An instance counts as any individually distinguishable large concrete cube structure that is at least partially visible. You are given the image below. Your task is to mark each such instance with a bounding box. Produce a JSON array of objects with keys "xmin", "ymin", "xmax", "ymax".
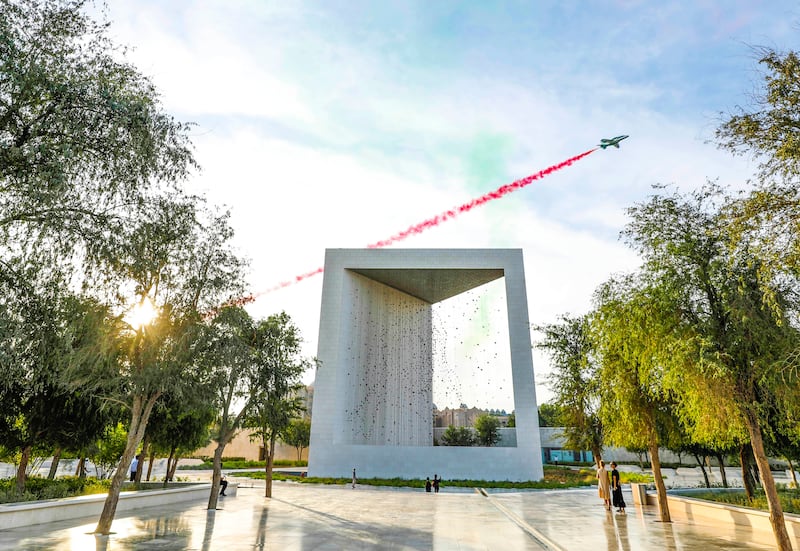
[{"xmin": 308, "ymin": 249, "xmax": 543, "ymax": 481}]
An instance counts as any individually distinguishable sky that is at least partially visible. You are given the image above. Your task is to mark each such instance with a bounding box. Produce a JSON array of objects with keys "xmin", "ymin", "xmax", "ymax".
[{"xmin": 99, "ymin": 0, "xmax": 798, "ymax": 409}]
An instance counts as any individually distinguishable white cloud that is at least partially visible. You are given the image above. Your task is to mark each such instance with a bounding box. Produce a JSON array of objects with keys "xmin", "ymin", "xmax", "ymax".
[{"xmin": 99, "ymin": 0, "xmax": 781, "ymax": 408}]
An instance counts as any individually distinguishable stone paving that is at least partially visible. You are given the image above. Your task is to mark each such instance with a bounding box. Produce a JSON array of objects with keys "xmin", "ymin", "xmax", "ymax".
[{"xmin": 0, "ymin": 478, "xmax": 791, "ymax": 550}]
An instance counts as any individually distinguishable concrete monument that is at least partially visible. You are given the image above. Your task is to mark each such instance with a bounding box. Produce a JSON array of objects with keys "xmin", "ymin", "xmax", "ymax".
[{"xmin": 307, "ymin": 249, "xmax": 543, "ymax": 481}]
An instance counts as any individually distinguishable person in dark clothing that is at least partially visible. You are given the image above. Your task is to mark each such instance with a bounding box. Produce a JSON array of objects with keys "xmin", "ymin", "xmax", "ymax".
[
  {"xmin": 219, "ymin": 474, "xmax": 228, "ymax": 496},
  {"xmin": 425, "ymin": 477, "xmax": 432, "ymax": 492},
  {"xmin": 610, "ymin": 462, "xmax": 626, "ymax": 513},
  {"xmin": 433, "ymin": 474, "xmax": 440, "ymax": 493}
]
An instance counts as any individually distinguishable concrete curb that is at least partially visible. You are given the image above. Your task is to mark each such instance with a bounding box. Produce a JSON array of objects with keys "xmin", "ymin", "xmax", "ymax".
[{"xmin": 0, "ymin": 483, "xmax": 213, "ymax": 529}]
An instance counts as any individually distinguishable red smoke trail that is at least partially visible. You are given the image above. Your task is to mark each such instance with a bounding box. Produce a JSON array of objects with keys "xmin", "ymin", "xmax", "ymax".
[
  {"xmin": 367, "ymin": 148, "xmax": 596, "ymax": 248},
  {"xmin": 240, "ymin": 148, "xmax": 597, "ymax": 304}
]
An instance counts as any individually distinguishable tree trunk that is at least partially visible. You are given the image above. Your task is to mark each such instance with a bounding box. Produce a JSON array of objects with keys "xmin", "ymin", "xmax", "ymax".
[
  {"xmin": 15, "ymin": 445, "xmax": 31, "ymax": 495},
  {"xmin": 47, "ymin": 448, "xmax": 62, "ymax": 480},
  {"xmin": 207, "ymin": 443, "xmax": 225, "ymax": 510},
  {"xmin": 591, "ymin": 445, "xmax": 602, "ymax": 469},
  {"xmin": 744, "ymin": 410, "xmax": 792, "ymax": 551},
  {"xmin": 146, "ymin": 448, "xmax": 155, "ymax": 481},
  {"xmin": 787, "ymin": 458, "xmax": 798, "ymax": 489},
  {"xmin": 135, "ymin": 434, "xmax": 149, "ymax": 484},
  {"xmin": 692, "ymin": 453, "xmax": 710, "ymax": 488},
  {"xmin": 168, "ymin": 451, "xmax": 180, "ymax": 481},
  {"xmin": 740, "ymin": 444, "xmax": 755, "ymax": 500},
  {"xmin": 94, "ymin": 394, "xmax": 158, "ymax": 535},
  {"xmin": 649, "ymin": 439, "xmax": 671, "ymax": 523},
  {"xmin": 163, "ymin": 447, "xmax": 176, "ymax": 488},
  {"xmin": 265, "ymin": 435, "xmax": 276, "ymax": 498},
  {"xmin": 76, "ymin": 456, "xmax": 86, "ymax": 478},
  {"xmin": 715, "ymin": 453, "xmax": 728, "ymax": 488}
]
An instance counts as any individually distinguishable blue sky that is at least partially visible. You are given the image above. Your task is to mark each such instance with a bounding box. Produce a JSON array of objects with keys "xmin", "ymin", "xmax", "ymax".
[{"xmin": 103, "ymin": 1, "xmax": 798, "ymax": 408}]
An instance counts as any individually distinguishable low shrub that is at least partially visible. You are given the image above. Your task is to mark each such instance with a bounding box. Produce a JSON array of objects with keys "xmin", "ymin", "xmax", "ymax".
[
  {"xmin": 178, "ymin": 459, "xmax": 307, "ymax": 470},
  {"xmin": 0, "ymin": 477, "xmax": 112, "ymax": 504},
  {"xmin": 676, "ymin": 488, "xmax": 800, "ymax": 514}
]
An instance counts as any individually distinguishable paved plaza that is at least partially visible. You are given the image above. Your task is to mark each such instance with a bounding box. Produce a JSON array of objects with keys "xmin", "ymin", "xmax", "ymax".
[{"xmin": 0, "ymin": 478, "xmax": 788, "ymax": 550}]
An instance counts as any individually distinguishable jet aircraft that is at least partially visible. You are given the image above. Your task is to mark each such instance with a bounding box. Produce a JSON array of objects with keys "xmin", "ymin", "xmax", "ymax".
[{"xmin": 598, "ymin": 135, "xmax": 629, "ymax": 149}]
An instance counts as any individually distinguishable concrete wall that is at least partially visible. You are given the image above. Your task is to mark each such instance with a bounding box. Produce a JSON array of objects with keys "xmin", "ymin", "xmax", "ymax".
[
  {"xmin": 340, "ymin": 272, "xmax": 433, "ymax": 446},
  {"xmin": 193, "ymin": 430, "xmax": 307, "ymax": 462},
  {"xmin": 308, "ymin": 249, "xmax": 543, "ymax": 482}
]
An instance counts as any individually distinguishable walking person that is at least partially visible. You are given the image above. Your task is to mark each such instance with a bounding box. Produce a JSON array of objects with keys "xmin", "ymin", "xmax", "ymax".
[
  {"xmin": 129, "ymin": 454, "xmax": 139, "ymax": 482},
  {"xmin": 610, "ymin": 462, "xmax": 626, "ymax": 513},
  {"xmin": 352, "ymin": 468, "xmax": 357, "ymax": 488},
  {"xmin": 597, "ymin": 460, "xmax": 611, "ymax": 511},
  {"xmin": 425, "ymin": 477, "xmax": 432, "ymax": 492},
  {"xmin": 433, "ymin": 474, "xmax": 440, "ymax": 493}
]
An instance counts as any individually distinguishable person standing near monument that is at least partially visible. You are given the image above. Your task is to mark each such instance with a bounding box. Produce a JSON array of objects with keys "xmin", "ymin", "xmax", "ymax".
[
  {"xmin": 129, "ymin": 455, "xmax": 139, "ymax": 482},
  {"xmin": 610, "ymin": 462, "xmax": 626, "ymax": 513},
  {"xmin": 597, "ymin": 460, "xmax": 611, "ymax": 511}
]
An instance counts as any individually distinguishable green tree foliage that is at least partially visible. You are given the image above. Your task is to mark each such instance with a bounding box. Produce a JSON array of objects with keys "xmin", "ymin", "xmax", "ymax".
[
  {"xmin": 245, "ymin": 312, "xmax": 310, "ymax": 498},
  {"xmin": 0, "ymin": 1, "xmax": 247, "ymax": 535},
  {"xmin": 197, "ymin": 306, "xmax": 256, "ymax": 509},
  {"xmin": 281, "ymin": 418, "xmax": 311, "ymax": 462},
  {"xmin": 534, "ymin": 315, "xmax": 603, "ymax": 463},
  {"xmin": 474, "ymin": 414, "xmax": 500, "ymax": 446},
  {"xmin": 716, "ymin": 49, "xmax": 800, "ymax": 309},
  {"xmin": 716, "ymin": 49, "xmax": 800, "ymax": 183},
  {"xmin": 537, "ymin": 403, "xmax": 563, "ymax": 427},
  {"xmin": 146, "ymin": 393, "xmax": 214, "ymax": 484},
  {"xmin": 592, "ymin": 275, "xmax": 681, "ymax": 523},
  {"xmin": 0, "ymin": 0, "xmax": 195, "ymax": 249},
  {"xmin": 440, "ymin": 425, "xmax": 475, "ymax": 446},
  {"xmin": 506, "ymin": 412, "xmax": 515, "ymax": 428},
  {"xmin": 622, "ymin": 186, "xmax": 800, "ymax": 548},
  {"xmin": 89, "ymin": 423, "xmax": 128, "ymax": 479}
]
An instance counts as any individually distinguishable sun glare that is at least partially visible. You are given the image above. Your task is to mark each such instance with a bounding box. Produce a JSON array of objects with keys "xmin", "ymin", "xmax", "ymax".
[{"xmin": 126, "ymin": 298, "xmax": 157, "ymax": 330}]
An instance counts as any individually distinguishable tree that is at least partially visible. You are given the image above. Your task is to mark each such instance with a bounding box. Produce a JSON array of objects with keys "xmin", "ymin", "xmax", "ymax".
[
  {"xmin": 715, "ymin": 49, "xmax": 800, "ymax": 310},
  {"xmin": 440, "ymin": 425, "xmax": 475, "ymax": 446},
  {"xmin": 537, "ymin": 403, "xmax": 563, "ymax": 427},
  {"xmin": 506, "ymin": 412, "xmax": 515, "ymax": 428},
  {"xmin": 76, "ymin": 204, "xmax": 245, "ymax": 533},
  {"xmin": 716, "ymin": 49, "xmax": 800, "ymax": 183},
  {"xmin": 622, "ymin": 186, "xmax": 800, "ymax": 549},
  {"xmin": 592, "ymin": 275, "xmax": 680, "ymax": 523},
  {"xmin": 198, "ymin": 306, "xmax": 257, "ymax": 510},
  {"xmin": 89, "ymin": 423, "xmax": 129, "ymax": 480},
  {"xmin": 535, "ymin": 315, "xmax": 603, "ymax": 464},
  {"xmin": 474, "ymin": 414, "xmax": 500, "ymax": 446},
  {"xmin": 0, "ymin": 0, "xmax": 195, "ymax": 250},
  {"xmin": 281, "ymin": 418, "xmax": 311, "ymax": 462},
  {"xmin": 146, "ymin": 393, "xmax": 214, "ymax": 485},
  {"xmin": 0, "ymin": 2, "xmax": 246, "ymax": 534},
  {"xmin": 245, "ymin": 312, "xmax": 311, "ymax": 498}
]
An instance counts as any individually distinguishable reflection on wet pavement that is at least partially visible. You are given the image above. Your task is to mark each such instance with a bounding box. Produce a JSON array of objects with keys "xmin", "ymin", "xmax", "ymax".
[{"xmin": 0, "ymin": 483, "xmax": 787, "ymax": 550}]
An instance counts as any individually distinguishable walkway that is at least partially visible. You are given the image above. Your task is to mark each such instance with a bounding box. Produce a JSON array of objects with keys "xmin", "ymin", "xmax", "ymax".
[{"xmin": 0, "ymin": 481, "xmax": 787, "ymax": 550}]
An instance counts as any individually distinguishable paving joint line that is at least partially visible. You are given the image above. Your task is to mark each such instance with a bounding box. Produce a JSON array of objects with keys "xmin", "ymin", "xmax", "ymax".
[{"xmin": 477, "ymin": 488, "xmax": 566, "ymax": 551}]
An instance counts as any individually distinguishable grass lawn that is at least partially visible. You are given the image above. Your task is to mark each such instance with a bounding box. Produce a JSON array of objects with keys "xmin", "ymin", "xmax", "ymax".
[
  {"xmin": 233, "ymin": 465, "xmax": 653, "ymax": 490},
  {"xmin": 178, "ymin": 459, "xmax": 307, "ymax": 470}
]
